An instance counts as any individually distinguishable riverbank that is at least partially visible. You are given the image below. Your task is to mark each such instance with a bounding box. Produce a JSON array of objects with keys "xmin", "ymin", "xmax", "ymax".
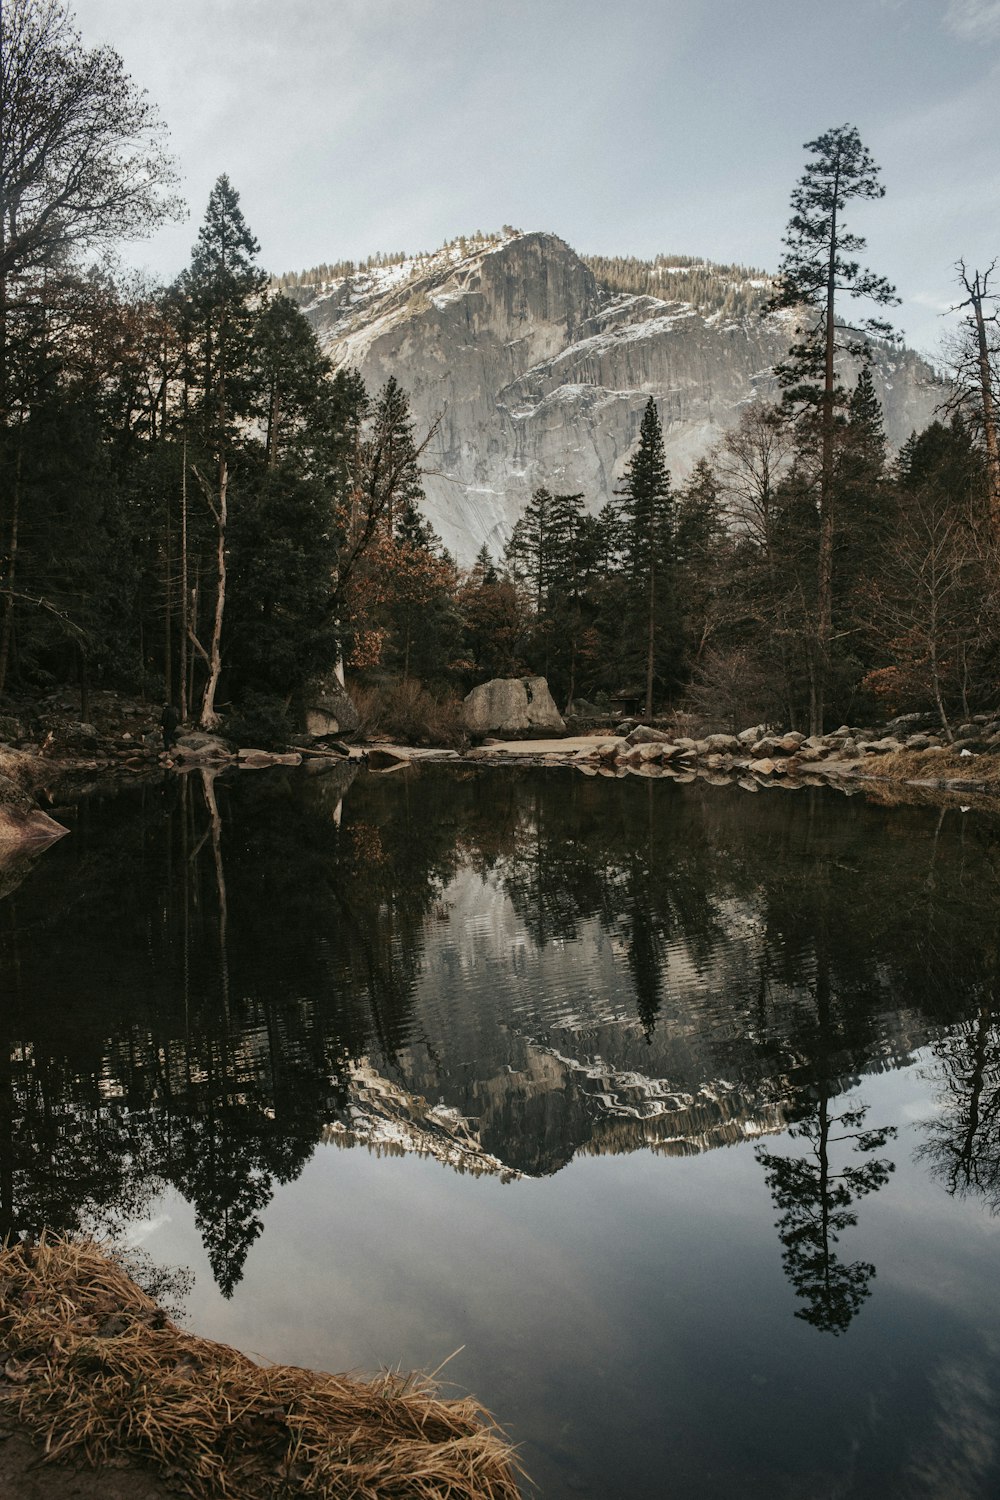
[
  {"xmin": 0, "ymin": 1237, "xmax": 523, "ymax": 1500},
  {"xmin": 2, "ymin": 688, "xmax": 1000, "ymax": 830},
  {"xmin": 358, "ymin": 729, "xmax": 1000, "ymax": 807}
]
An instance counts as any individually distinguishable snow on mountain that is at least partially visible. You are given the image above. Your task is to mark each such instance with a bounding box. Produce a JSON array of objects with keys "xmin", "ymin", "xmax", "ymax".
[{"xmin": 292, "ymin": 230, "xmax": 944, "ymax": 565}]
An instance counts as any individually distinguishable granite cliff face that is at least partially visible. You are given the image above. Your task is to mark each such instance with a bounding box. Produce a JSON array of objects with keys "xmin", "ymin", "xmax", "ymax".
[{"xmin": 299, "ymin": 230, "xmax": 944, "ymax": 563}]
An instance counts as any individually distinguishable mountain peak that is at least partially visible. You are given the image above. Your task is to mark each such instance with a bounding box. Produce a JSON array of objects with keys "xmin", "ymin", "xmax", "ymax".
[{"xmin": 289, "ymin": 231, "xmax": 944, "ymax": 563}]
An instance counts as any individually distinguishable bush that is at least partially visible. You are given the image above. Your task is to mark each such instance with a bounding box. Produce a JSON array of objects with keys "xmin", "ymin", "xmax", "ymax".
[
  {"xmin": 351, "ymin": 680, "xmax": 466, "ymax": 748},
  {"xmin": 224, "ymin": 693, "xmax": 294, "ymax": 751}
]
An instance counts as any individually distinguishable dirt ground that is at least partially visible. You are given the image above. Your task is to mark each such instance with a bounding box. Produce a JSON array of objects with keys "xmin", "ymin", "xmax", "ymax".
[{"xmin": 0, "ymin": 1428, "xmax": 180, "ymax": 1499}]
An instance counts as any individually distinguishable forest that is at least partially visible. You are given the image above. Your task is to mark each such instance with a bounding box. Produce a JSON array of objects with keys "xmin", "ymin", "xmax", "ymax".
[{"xmin": 1, "ymin": 0, "xmax": 998, "ymax": 746}]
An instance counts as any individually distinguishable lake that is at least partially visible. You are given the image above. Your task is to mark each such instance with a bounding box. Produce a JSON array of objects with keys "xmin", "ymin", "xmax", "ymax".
[{"xmin": 2, "ymin": 762, "xmax": 1000, "ymax": 1498}]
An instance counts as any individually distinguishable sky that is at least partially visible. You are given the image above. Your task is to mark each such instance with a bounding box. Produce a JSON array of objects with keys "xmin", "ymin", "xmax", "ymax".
[{"xmin": 70, "ymin": 0, "xmax": 1000, "ymax": 359}]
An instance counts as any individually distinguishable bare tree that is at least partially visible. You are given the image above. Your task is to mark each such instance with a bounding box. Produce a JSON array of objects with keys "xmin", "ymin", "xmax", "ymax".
[
  {"xmin": 944, "ymin": 261, "xmax": 1000, "ymax": 546},
  {"xmin": 0, "ymin": 0, "xmax": 180, "ymax": 290}
]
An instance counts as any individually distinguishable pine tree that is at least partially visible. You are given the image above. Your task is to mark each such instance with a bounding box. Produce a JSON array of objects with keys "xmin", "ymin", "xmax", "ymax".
[
  {"xmin": 616, "ymin": 397, "xmax": 675, "ymax": 717},
  {"xmin": 766, "ymin": 125, "xmax": 898, "ymax": 732},
  {"xmin": 674, "ymin": 458, "xmax": 727, "ymax": 678},
  {"xmin": 364, "ymin": 376, "xmax": 425, "ymax": 538},
  {"xmin": 174, "ymin": 176, "xmax": 267, "ymax": 727}
]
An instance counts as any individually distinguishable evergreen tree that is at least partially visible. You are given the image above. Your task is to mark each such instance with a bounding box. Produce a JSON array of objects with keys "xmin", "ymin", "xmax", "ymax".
[
  {"xmin": 674, "ymin": 458, "xmax": 728, "ymax": 680},
  {"xmin": 615, "ymin": 397, "xmax": 676, "ymax": 717},
  {"xmin": 365, "ymin": 376, "xmax": 424, "ymax": 538},
  {"xmin": 766, "ymin": 125, "xmax": 898, "ymax": 733}
]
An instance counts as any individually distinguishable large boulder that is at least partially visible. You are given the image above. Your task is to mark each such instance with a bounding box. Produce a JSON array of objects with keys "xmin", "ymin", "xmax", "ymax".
[
  {"xmin": 0, "ymin": 773, "xmax": 68, "ymax": 846},
  {"xmin": 302, "ymin": 675, "xmax": 361, "ymax": 740},
  {"xmin": 463, "ymin": 677, "xmax": 565, "ymax": 738},
  {"xmin": 625, "ymin": 725, "xmax": 673, "ymax": 746}
]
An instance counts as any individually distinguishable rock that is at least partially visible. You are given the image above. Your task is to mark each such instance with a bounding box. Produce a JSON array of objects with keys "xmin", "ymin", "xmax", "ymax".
[
  {"xmin": 172, "ymin": 735, "xmax": 232, "ymax": 763},
  {"xmin": 748, "ymin": 758, "xmax": 777, "ymax": 775},
  {"xmin": 302, "ymin": 675, "xmax": 361, "ymax": 740},
  {"xmin": 366, "ymin": 748, "xmax": 411, "ymax": 771},
  {"xmin": 237, "ymin": 749, "xmax": 303, "ymax": 768},
  {"xmin": 305, "ymin": 230, "xmax": 943, "ymax": 565},
  {"xmin": 737, "ymin": 725, "xmax": 766, "ymax": 745},
  {"xmin": 886, "ymin": 712, "xmax": 930, "ymax": 733},
  {"xmin": 565, "ymin": 698, "xmax": 606, "ymax": 718},
  {"xmin": 704, "ymin": 734, "xmax": 740, "ymax": 752},
  {"xmin": 673, "ymin": 737, "xmax": 697, "ymax": 751},
  {"xmin": 463, "ymin": 677, "xmax": 565, "ymax": 737},
  {"xmin": 0, "ymin": 774, "xmax": 68, "ymax": 846},
  {"xmin": 753, "ymin": 736, "xmax": 790, "ymax": 757},
  {"xmin": 625, "ymin": 725, "xmax": 673, "ymax": 746}
]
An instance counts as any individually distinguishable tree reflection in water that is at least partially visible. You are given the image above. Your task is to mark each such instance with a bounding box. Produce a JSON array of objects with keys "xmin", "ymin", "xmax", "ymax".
[
  {"xmin": 921, "ymin": 1005, "xmax": 1000, "ymax": 1211},
  {"xmin": 757, "ymin": 1092, "xmax": 895, "ymax": 1335},
  {"xmin": 0, "ymin": 767, "xmax": 995, "ymax": 1301}
]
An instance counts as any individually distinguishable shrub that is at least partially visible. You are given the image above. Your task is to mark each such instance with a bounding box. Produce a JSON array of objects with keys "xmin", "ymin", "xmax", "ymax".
[
  {"xmin": 352, "ymin": 680, "xmax": 465, "ymax": 748},
  {"xmin": 224, "ymin": 693, "xmax": 294, "ymax": 751}
]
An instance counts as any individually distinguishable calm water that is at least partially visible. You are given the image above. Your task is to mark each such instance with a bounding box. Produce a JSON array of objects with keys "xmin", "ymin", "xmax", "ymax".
[{"xmin": 3, "ymin": 763, "xmax": 1000, "ymax": 1498}]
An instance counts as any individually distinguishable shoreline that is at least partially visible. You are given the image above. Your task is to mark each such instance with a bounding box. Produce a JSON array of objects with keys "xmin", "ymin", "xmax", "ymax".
[
  {"xmin": 355, "ymin": 735, "xmax": 1000, "ymax": 810},
  {"xmin": 0, "ymin": 1237, "xmax": 523, "ymax": 1500},
  {"xmin": 2, "ymin": 691, "xmax": 999, "ymax": 850}
]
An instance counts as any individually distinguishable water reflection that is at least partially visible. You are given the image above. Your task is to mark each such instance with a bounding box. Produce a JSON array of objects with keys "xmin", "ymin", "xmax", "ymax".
[
  {"xmin": 0, "ymin": 765, "xmax": 997, "ymax": 1316},
  {"xmin": 921, "ymin": 1006, "xmax": 1000, "ymax": 1212},
  {"xmin": 757, "ymin": 1092, "xmax": 895, "ymax": 1335}
]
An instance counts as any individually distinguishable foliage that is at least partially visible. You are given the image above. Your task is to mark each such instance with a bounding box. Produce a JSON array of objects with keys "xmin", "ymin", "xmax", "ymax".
[
  {"xmin": 352, "ymin": 679, "xmax": 465, "ymax": 748},
  {"xmin": 223, "ymin": 692, "xmax": 295, "ymax": 752},
  {"xmin": 583, "ymin": 252, "xmax": 770, "ymax": 321}
]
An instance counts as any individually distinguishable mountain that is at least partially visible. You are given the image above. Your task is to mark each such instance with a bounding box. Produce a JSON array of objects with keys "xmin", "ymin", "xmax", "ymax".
[{"xmin": 290, "ymin": 229, "xmax": 945, "ymax": 563}]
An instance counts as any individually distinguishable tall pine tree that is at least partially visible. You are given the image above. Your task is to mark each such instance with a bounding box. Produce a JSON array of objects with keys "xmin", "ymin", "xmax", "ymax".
[
  {"xmin": 616, "ymin": 397, "xmax": 675, "ymax": 717},
  {"xmin": 766, "ymin": 125, "xmax": 897, "ymax": 732}
]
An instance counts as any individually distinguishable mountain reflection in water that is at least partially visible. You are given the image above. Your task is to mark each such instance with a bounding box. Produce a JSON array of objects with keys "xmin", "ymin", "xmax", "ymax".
[{"xmin": 1, "ymin": 764, "xmax": 999, "ymax": 1338}]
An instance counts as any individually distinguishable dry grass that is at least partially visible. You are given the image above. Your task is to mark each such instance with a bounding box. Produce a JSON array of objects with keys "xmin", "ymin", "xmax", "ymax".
[
  {"xmin": 0, "ymin": 1236, "xmax": 524, "ymax": 1500},
  {"xmin": 872, "ymin": 748, "xmax": 1000, "ymax": 790},
  {"xmin": 352, "ymin": 682, "xmax": 467, "ymax": 749}
]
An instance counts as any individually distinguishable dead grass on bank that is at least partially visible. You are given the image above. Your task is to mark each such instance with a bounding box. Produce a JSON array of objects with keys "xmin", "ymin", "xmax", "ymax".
[
  {"xmin": 872, "ymin": 748, "xmax": 1000, "ymax": 791},
  {"xmin": 0, "ymin": 1236, "xmax": 524, "ymax": 1500},
  {"xmin": 352, "ymin": 682, "xmax": 467, "ymax": 749}
]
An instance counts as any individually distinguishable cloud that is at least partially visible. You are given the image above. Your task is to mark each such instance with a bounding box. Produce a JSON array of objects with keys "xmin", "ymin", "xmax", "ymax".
[{"xmin": 946, "ymin": 0, "xmax": 1000, "ymax": 40}]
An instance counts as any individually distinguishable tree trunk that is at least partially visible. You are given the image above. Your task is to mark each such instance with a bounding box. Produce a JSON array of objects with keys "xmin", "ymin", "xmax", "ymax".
[
  {"xmin": 645, "ymin": 565, "xmax": 656, "ymax": 719},
  {"xmin": 0, "ymin": 433, "xmax": 23, "ymax": 697},
  {"xmin": 164, "ymin": 486, "xmax": 173, "ymax": 705},
  {"xmin": 180, "ymin": 437, "xmax": 189, "ymax": 722},
  {"xmin": 815, "ymin": 168, "xmax": 841, "ymax": 737},
  {"xmin": 200, "ymin": 460, "xmax": 228, "ymax": 729},
  {"xmin": 967, "ymin": 272, "xmax": 1000, "ymax": 546}
]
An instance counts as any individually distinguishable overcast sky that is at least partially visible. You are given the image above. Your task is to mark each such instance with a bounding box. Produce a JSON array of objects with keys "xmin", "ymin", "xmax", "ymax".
[{"xmin": 71, "ymin": 0, "xmax": 1000, "ymax": 358}]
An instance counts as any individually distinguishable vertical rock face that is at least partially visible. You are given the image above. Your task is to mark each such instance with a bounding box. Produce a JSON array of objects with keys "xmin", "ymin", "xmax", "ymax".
[
  {"xmin": 301, "ymin": 231, "xmax": 945, "ymax": 564},
  {"xmin": 463, "ymin": 676, "xmax": 565, "ymax": 738}
]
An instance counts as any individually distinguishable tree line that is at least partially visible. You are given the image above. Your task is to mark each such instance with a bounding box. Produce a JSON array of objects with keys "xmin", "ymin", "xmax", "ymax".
[
  {"xmin": 1, "ymin": 1, "xmax": 997, "ymax": 741},
  {"xmin": 473, "ymin": 125, "xmax": 1000, "ymax": 736}
]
